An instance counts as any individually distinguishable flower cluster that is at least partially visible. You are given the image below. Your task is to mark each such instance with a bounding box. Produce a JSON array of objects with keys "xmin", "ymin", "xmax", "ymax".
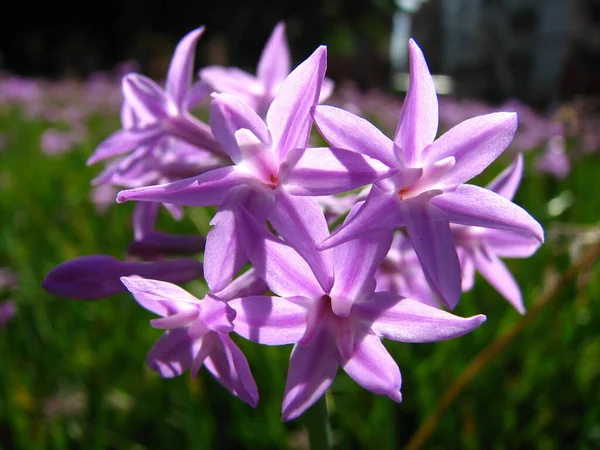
[{"xmin": 44, "ymin": 22, "xmax": 544, "ymax": 421}]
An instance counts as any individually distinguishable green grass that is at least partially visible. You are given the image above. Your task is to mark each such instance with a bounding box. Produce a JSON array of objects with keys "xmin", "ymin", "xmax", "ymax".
[{"xmin": 1, "ymin": 105, "xmax": 599, "ymax": 449}]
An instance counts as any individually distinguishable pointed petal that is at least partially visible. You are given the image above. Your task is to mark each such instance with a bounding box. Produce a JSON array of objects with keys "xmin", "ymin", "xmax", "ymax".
[
  {"xmin": 200, "ymin": 66, "xmax": 262, "ymax": 106},
  {"xmin": 267, "ymin": 46, "xmax": 327, "ymax": 162},
  {"xmin": 424, "ymin": 112, "xmax": 517, "ymax": 187},
  {"xmin": 204, "ymin": 186, "xmax": 272, "ymax": 292},
  {"xmin": 330, "ymin": 204, "xmax": 394, "ymax": 316},
  {"xmin": 237, "ymin": 206, "xmax": 324, "ymax": 298},
  {"xmin": 431, "ymin": 184, "xmax": 545, "ymax": 242},
  {"xmin": 123, "ymin": 74, "xmax": 171, "ymax": 120},
  {"xmin": 472, "ymin": 249, "xmax": 525, "ymax": 314},
  {"xmin": 486, "ymin": 153, "xmax": 523, "ymax": 200},
  {"xmin": 257, "ymin": 21, "xmax": 291, "ymax": 93},
  {"xmin": 120, "ymin": 276, "xmax": 200, "ymax": 317},
  {"xmin": 341, "ymin": 332, "xmax": 402, "ymax": 402},
  {"xmin": 87, "ymin": 127, "xmax": 162, "ymax": 165},
  {"xmin": 184, "ymin": 79, "xmax": 212, "ymax": 110},
  {"xmin": 214, "ymin": 268, "xmax": 268, "ymax": 301},
  {"xmin": 203, "ymin": 333, "xmax": 259, "ymax": 406},
  {"xmin": 282, "ymin": 328, "xmax": 338, "ymax": 421},
  {"xmin": 319, "ymin": 185, "xmax": 403, "ymax": 250},
  {"xmin": 268, "ymin": 190, "xmax": 335, "ymax": 292},
  {"xmin": 403, "ymin": 202, "xmax": 461, "ymax": 309},
  {"xmin": 229, "ymin": 295, "xmax": 308, "ymax": 345},
  {"xmin": 394, "ymin": 39, "xmax": 439, "ymax": 166},
  {"xmin": 150, "ymin": 310, "xmax": 200, "ymax": 329},
  {"xmin": 132, "ymin": 202, "xmax": 160, "ymax": 240},
  {"xmin": 166, "ymin": 27, "xmax": 205, "ymax": 107},
  {"xmin": 190, "ymin": 333, "xmax": 214, "ymax": 377},
  {"xmin": 482, "ymin": 229, "xmax": 541, "ymax": 258},
  {"xmin": 313, "ymin": 105, "xmax": 396, "ymax": 167},
  {"xmin": 210, "ymin": 93, "xmax": 272, "ymax": 162},
  {"xmin": 457, "ymin": 247, "xmax": 476, "ymax": 292},
  {"xmin": 357, "ymin": 292, "xmax": 487, "ymax": 342},
  {"xmin": 116, "ymin": 166, "xmax": 247, "ymax": 206},
  {"xmin": 43, "ymin": 256, "xmax": 202, "ymax": 300},
  {"xmin": 282, "ymin": 147, "xmax": 396, "ymax": 196},
  {"xmin": 146, "ymin": 328, "xmax": 200, "ymax": 377}
]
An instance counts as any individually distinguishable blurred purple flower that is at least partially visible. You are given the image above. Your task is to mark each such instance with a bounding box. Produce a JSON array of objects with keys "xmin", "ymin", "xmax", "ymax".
[
  {"xmin": 535, "ymin": 135, "xmax": 570, "ymax": 179},
  {"xmin": 0, "ymin": 300, "xmax": 16, "ymax": 328}
]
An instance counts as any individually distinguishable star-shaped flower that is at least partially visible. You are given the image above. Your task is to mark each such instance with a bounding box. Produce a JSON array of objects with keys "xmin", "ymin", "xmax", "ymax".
[
  {"xmin": 120, "ymin": 276, "xmax": 258, "ymax": 406},
  {"xmin": 313, "ymin": 39, "xmax": 544, "ymax": 309},
  {"xmin": 452, "ymin": 154, "xmax": 541, "ymax": 313},
  {"xmin": 228, "ymin": 205, "xmax": 485, "ymax": 420}
]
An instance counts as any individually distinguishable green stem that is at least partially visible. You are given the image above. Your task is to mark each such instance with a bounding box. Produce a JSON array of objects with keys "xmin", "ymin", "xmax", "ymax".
[{"xmin": 303, "ymin": 396, "xmax": 332, "ymax": 450}]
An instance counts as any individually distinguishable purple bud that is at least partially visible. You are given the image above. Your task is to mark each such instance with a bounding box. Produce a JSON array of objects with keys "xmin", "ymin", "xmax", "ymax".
[
  {"xmin": 127, "ymin": 231, "xmax": 206, "ymax": 260},
  {"xmin": 43, "ymin": 255, "xmax": 202, "ymax": 300}
]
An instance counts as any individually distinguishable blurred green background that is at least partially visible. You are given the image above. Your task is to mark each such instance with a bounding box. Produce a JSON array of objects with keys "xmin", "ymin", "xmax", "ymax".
[{"xmin": 2, "ymin": 1, "xmax": 600, "ymax": 449}]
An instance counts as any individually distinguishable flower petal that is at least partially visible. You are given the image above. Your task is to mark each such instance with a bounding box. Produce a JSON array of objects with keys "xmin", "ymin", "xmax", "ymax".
[
  {"xmin": 146, "ymin": 328, "xmax": 200, "ymax": 378},
  {"xmin": 132, "ymin": 202, "xmax": 160, "ymax": 240},
  {"xmin": 229, "ymin": 295, "xmax": 308, "ymax": 345},
  {"xmin": 120, "ymin": 276, "xmax": 201, "ymax": 317},
  {"xmin": 268, "ymin": 190, "xmax": 334, "ymax": 292},
  {"xmin": 87, "ymin": 127, "xmax": 162, "ymax": 165},
  {"xmin": 204, "ymin": 186, "xmax": 271, "ymax": 292},
  {"xmin": 472, "ymin": 249, "xmax": 525, "ymax": 314},
  {"xmin": 210, "ymin": 93, "xmax": 272, "ymax": 162},
  {"xmin": 313, "ymin": 105, "xmax": 396, "ymax": 167},
  {"xmin": 203, "ymin": 333, "xmax": 259, "ymax": 407},
  {"xmin": 424, "ymin": 112, "xmax": 518, "ymax": 187},
  {"xmin": 481, "ymin": 229, "xmax": 541, "ymax": 258},
  {"xmin": 281, "ymin": 147, "xmax": 396, "ymax": 196},
  {"xmin": 282, "ymin": 328, "xmax": 338, "ymax": 421},
  {"xmin": 356, "ymin": 292, "xmax": 486, "ymax": 342},
  {"xmin": 257, "ymin": 21, "xmax": 291, "ymax": 94},
  {"xmin": 237, "ymin": 206, "xmax": 324, "ymax": 298},
  {"xmin": 128, "ymin": 231, "xmax": 206, "ymax": 260},
  {"xmin": 486, "ymin": 153, "xmax": 523, "ymax": 200},
  {"xmin": 123, "ymin": 74, "xmax": 171, "ymax": 120},
  {"xmin": 341, "ymin": 331, "xmax": 402, "ymax": 402},
  {"xmin": 394, "ymin": 39, "xmax": 439, "ymax": 166},
  {"xmin": 318, "ymin": 185, "xmax": 404, "ymax": 250},
  {"xmin": 330, "ymin": 204, "xmax": 394, "ymax": 316},
  {"xmin": 431, "ymin": 184, "xmax": 545, "ymax": 242},
  {"xmin": 213, "ymin": 268, "xmax": 268, "ymax": 301},
  {"xmin": 166, "ymin": 27, "xmax": 205, "ymax": 107},
  {"xmin": 267, "ymin": 46, "xmax": 327, "ymax": 162},
  {"xmin": 402, "ymin": 202, "xmax": 461, "ymax": 309},
  {"xmin": 116, "ymin": 166, "xmax": 247, "ymax": 206}
]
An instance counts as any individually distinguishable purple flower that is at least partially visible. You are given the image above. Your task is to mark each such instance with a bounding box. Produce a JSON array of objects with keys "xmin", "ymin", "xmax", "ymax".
[
  {"xmin": 127, "ymin": 231, "xmax": 206, "ymax": 260},
  {"xmin": 201, "ymin": 22, "xmax": 334, "ymax": 118},
  {"xmin": 87, "ymin": 28, "xmax": 222, "ymax": 166},
  {"xmin": 43, "ymin": 255, "xmax": 203, "ymax": 300},
  {"xmin": 452, "ymin": 155, "xmax": 541, "ymax": 313},
  {"xmin": 229, "ymin": 206, "xmax": 486, "ymax": 420},
  {"xmin": 535, "ymin": 135, "xmax": 570, "ymax": 179},
  {"xmin": 120, "ymin": 276, "xmax": 258, "ymax": 406},
  {"xmin": 117, "ymin": 46, "xmax": 393, "ymax": 293},
  {"xmin": 0, "ymin": 300, "xmax": 16, "ymax": 328},
  {"xmin": 313, "ymin": 39, "xmax": 544, "ymax": 309}
]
